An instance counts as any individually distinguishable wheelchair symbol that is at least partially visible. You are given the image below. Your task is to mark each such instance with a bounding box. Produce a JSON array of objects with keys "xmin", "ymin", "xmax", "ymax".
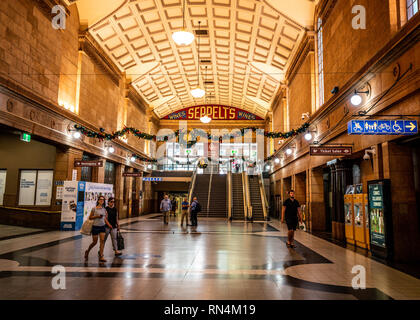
[{"xmin": 392, "ymin": 122, "xmax": 403, "ymax": 132}]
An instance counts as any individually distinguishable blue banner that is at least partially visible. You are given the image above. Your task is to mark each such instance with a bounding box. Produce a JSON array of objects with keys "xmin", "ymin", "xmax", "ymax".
[
  {"xmin": 348, "ymin": 120, "xmax": 418, "ymax": 135},
  {"xmin": 143, "ymin": 177, "xmax": 163, "ymax": 181}
]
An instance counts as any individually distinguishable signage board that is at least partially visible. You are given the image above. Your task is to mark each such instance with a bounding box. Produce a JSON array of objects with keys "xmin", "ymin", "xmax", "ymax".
[
  {"xmin": 143, "ymin": 177, "xmax": 163, "ymax": 182},
  {"xmin": 123, "ymin": 172, "xmax": 143, "ymax": 177},
  {"xmin": 74, "ymin": 160, "xmax": 103, "ymax": 167},
  {"xmin": 348, "ymin": 120, "xmax": 418, "ymax": 135},
  {"xmin": 162, "ymin": 105, "xmax": 263, "ymax": 121},
  {"xmin": 310, "ymin": 146, "xmax": 352, "ymax": 156},
  {"xmin": 20, "ymin": 132, "xmax": 31, "ymax": 142},
  {"xmin": 61, "ymin": 181, "xmax": 114, "ymax": 231}
]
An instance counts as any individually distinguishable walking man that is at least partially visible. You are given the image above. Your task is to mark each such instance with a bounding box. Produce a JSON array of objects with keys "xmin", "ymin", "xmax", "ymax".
[
  {"xmin": 180, "ymin": 197, "xmax": 189, "ymax": 227},
  {"xmin": 281, "ymin": 190, "xmax": 302, "ymax": 248},
  {"xmin": 160, "ymin": 194, "xmax": 172, "ymax": 225},
  {"xmin": 171, "ymin": 198, "xmax": 177, "ymax": 217},
  {"xmin": 189, "ymin": 196, "xmax": 201, "ymax": 227}
]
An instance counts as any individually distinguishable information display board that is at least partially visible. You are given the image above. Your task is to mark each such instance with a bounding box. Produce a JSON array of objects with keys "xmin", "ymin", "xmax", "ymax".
[
  {"xmin": 35, "ymin": 171, "xmax": 53, "ymax": 205},
  {"xmin": 18, "ymin": 170, "xmax": 37, "ymax": 205},
  {"xmin": 0, "ymin": 170, "xmax": 6, "ymax": 206},
  {"xmin": 368, "ymin": 179, "xmax": 393, "ymax": 259},
  {"xmin": 60, "ymin": 181, "xmax": 114, "ymax": 231}
]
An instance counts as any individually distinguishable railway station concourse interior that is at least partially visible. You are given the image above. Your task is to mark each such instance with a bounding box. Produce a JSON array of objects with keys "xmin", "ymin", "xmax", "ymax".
[{"xmin": 0, "ymin": 0, "xmax": 419, "ymax": 301}]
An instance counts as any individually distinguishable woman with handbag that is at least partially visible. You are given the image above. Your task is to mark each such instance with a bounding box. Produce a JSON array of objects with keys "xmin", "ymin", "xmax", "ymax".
[
  {"xmin": 104, "ymin": 197, "xmax": 122, "ymax": 256},
  {"xmin": 84, "ymin": 196, "xmax": 111, "ymax": 262}
]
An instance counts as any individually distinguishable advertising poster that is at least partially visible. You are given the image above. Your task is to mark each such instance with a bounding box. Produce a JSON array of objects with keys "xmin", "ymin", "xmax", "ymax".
[
  {"xmin": 368, "ymin": 184, "xmax": 386, "ymax": 248},
  {"xmin": 82, "ymin": 182, "xmax": 114, "ymax": 223},
  {"xmin": 60, "ymin": 181, "xmax": 78, "ymax": 230},
  {"xmin": 0, "ymin": 170, "xmax": 6, "ymax": 206},
  {"xmin": 18, "ymin": 170, "xmax": 37, "ymax": 205},
  {"xmin": 35, "ymin": 170, "xmax": 53, "ymax": 206}
]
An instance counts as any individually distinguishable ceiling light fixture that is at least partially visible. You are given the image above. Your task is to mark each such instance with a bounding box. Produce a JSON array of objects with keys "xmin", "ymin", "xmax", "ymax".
[
  {"xmin": 304, "ymin": 133, "xmax": 313, "ymax": 141},
  {"xmin": 200, "ymin": 115, "xmax": 211, "ymax": 123},
  {"xmin": 190, "ymin": 21, "xmax": 205, "ymax": 99},
  {"xmin": 172, "ymin": 0, "xmax": 194, "ymax": 46}
]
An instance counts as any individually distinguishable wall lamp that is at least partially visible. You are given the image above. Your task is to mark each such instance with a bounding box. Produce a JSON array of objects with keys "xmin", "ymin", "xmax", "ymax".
[
  {"xmin": 104, "ymin": 144, "xmax": 115, "ymax": 154},
  {"xmin": 304, "ymin": 128, "xmax": 317, "ymax": 141},
  {"xmin": 350, "ymin": 85, "xmax": 371, "ymax": 106},
  {"xmin": 67, "ymin": 124, "xmax": 81, "ymax": 139},
  {"xmin": 285, "ymin": 144, "xmax": 296, "ymax": 156}
]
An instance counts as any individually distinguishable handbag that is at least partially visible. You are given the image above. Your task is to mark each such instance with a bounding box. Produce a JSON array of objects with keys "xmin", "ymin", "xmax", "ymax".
[
  {"xmin": 117, "ymin": 231, "xmax": 125, "ymax": 250},
  {"xmin": 298, "ymin": 221, "xmax": 306, "ymax": 231},
  {"xmin": 80, "ymin": 219, "xmax": 93, "ymax": 235}
]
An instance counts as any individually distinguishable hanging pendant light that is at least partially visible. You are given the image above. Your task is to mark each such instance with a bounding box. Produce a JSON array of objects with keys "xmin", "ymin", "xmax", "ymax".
[
  {"xmin": 191, "ymin": 21, "xmax": 205, "ymax": 98},
  {"xmin": 172, "ymin": 0, "xmax": 194, "ymax": 46},
  {"xmin": 199, "ymin": 66, "xmax": 211, "ymax": 123}
]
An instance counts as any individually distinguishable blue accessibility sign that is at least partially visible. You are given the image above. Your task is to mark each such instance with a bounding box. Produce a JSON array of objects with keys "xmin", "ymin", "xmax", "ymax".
[{"xmin": 348, "ymin": 120, "xmax": 418, "ymax": 135}]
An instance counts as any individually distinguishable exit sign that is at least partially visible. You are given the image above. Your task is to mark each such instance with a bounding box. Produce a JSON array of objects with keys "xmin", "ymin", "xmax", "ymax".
[{"xmin": 20, "ymin": 133, "xmax": 31, "ymax": 142}]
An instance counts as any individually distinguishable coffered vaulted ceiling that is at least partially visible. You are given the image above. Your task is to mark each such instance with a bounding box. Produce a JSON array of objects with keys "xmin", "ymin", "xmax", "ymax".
[{"xmin": 68, "ymin": 0, "xmax": 318, "ymax": 119}]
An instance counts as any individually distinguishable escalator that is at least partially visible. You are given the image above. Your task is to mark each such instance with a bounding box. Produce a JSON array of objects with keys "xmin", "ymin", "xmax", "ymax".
[
  {"xmin": 231, "ymin": 174, "xmax": 245, "ymax": 220},
  {"xmin": 248, "ymin": 175, "xmax": 265, "ymax": 221}
]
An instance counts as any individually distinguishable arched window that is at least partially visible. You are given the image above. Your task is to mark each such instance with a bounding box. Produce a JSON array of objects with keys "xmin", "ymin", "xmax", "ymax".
[
  {"xmin": 317, "ymin": 18, "xmax": 325, "ymax": 107},
  {"xmin": 407, "ymin": 0, "xmax": 419, "ymax": 20}
]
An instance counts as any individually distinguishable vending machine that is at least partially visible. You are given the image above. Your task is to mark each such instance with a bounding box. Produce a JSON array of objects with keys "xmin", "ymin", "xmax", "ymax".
[
  {"xmin": 364, "ymin": 193, "xmax": 370, "ymax": 250},
  {"xmin": 344, "ymin": 185, "xmax": 355, "ymax": 245},
  {"xmin": 367, "ymin": 179, "xmax": 393, "ymax": 259},
  {"xmin": 354, "ymin": 193, "xmax": 367, "ymax": 248}
]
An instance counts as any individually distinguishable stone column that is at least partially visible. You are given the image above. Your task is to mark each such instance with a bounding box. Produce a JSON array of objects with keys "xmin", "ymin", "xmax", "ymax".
[
  {"xmin": 331, "ymin": 161, "xmax": 352, "ymax": 241},
  {"xmin": 92, "ymin": 158, "xmax": 106, "ymax": 183},
  {"xmin": 53, "ymin": 147, "xmax": 83, "ymax": 211},
  {"xmin": 309, "ymin": 167, "xmax": 325, "ymax": 231},
  {"xmin": 114, "ymin": 164, "xmax": 125, "ymax": 220},
  {"xmin": 382, "ymin": 141, "xmax": 420, "ymax": 262}
]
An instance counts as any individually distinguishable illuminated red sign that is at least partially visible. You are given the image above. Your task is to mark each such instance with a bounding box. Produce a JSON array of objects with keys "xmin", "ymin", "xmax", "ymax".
[{"xmin": 162, "ymin": 105, "xmax": 263, "ymax": 121}]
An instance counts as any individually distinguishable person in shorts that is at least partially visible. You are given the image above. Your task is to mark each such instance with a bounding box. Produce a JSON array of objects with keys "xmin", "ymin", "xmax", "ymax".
[
  {"xmin": 281, "ymin": 190, "xmax": 302, "ymax": 248},
  {"xmin": 84, "ymin": 196, "xmax": 111, "ymax": 262}
]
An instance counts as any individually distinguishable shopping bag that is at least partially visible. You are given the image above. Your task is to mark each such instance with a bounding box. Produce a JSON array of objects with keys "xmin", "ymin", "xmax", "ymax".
[
  {"xmin": 117, "ymin": 231, "xmax": 125, "ymax": 250},
  {"xmin": 298, "ymin": 221, "xmax": 306, "ymax": 231},
  {"xmin": 80, "ymin": 219, "xmax": 93, "ymax": 235}
]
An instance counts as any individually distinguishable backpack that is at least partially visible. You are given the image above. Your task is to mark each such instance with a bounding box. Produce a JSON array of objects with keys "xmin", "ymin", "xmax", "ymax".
[{"xmin": 194, "ymin": 201, "xmax": 202, "ymax": 213}]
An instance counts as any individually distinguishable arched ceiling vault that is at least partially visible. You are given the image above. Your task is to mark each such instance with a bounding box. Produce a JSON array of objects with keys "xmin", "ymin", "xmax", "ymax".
[{"xmin": 66, "ymin": 0, "xmax": 318, "ymax": 119}]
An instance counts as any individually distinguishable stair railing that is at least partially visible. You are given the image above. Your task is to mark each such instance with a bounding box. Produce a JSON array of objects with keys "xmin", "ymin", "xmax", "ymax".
[
  {"xmin": 207, "ymin": 171, "xmax": 213, "ymax": 217},
  {"xmin": 242, "ymin": 171, "xmax": 252, "ymax": 220},
  {"xmin": 227, "ymin": 171, "xmax": 232, "ymax": 220},
  {"xmin": 188, "ymin": 168, "xmax": 197, "ymax": 204},
  {"xmin": 259, "ymin": 172, "xmax": 269, "ymax": 220}
]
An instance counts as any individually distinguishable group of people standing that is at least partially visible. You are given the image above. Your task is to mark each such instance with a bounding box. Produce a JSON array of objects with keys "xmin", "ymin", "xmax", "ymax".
[
  {"xmin": 160, "ymin": 194, "xmax": 201, "ymax": 226},
  {"xmin": 84, "ymin": 196, "xmax": 122, "ymax": 262}
]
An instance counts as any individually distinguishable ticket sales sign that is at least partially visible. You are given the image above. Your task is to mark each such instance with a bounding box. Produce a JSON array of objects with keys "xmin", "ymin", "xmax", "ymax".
[
  {"xmin": 310, "ymin": 146, "xmax": 352, "ymax": 156},
  {"xmin": 74, "ymin": 160, "xmax": 103, "ymax": 167},
  {"xmin": 348, "ymin": 120, "xmax": 418, "ymax": 135}
]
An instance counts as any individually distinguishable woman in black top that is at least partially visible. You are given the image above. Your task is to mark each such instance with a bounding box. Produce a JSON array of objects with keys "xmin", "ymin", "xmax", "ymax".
[{"xmin": 104, "ymin": 197, "xmax": 122, "ymax": 256}]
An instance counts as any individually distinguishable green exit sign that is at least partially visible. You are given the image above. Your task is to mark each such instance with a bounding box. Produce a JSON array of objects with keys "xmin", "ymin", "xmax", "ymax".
[
  {"xmin": 232, "ymin": 150, "xmax": 237, "ymax": 154},
  {"xmin": 20, "ymin": 133, "xmax": 31, "ymax": 142},
  {"xmin": 186, "ymin": 149, "xmax": 192, "ymax": 154}
]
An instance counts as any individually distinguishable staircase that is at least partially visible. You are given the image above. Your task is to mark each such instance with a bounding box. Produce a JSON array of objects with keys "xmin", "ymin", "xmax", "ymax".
[
  {"xmin": 248, "ymin": 175, "xmax": 265, "ymax": 221},
  {"xmin": 192, "ymin": 174, "xmax": 210, "ymax": 216},
  {"xmin": 207, "ymin": 174, "xmax": 227, "ymax": 218},
  {"xmin": 231, "ymin": 174, "xmax": 245, "ymax": 220}
]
